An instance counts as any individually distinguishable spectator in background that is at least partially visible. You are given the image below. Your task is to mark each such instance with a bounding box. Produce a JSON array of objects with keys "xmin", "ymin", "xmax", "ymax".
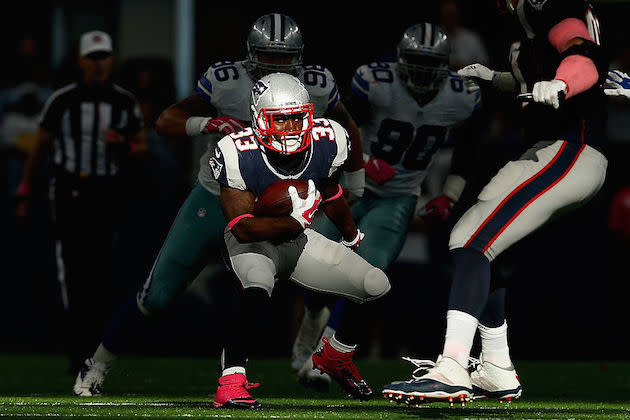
[
  {"xmin": 440, "ymin": 0, "xmax": 489, "ymax": 70},
  {"xmin": 15, "ymin": 30, "xmax": 147, "ymax": 372}
]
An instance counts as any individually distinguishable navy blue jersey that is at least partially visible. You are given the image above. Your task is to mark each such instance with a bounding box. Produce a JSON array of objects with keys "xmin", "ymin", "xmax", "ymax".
[
  {"xmin": 510, "ymin": 0, "xmax": 608, "ymax": 151},
  {"xmin": 209, "ymin": 118, "xmax": 349, "ymax": 197}
]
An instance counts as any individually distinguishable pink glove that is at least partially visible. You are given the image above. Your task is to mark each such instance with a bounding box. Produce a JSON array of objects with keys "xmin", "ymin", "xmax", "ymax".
[
  {"xmin": 202, "ymin": 116, "xmax": 246, "ymax": 135},
  {"xmin": 424, "ymin": 195, "xmax": 454, "ymax": 222},
  {"xmin": 364, "ymin": 157, "xmax": 397, "ymax": 185}
]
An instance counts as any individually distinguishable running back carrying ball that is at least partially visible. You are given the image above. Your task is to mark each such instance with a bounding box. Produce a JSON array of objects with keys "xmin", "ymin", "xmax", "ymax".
[{"xmin": 254, "ymin": 179, "xmax": 309, "ymax": 217}]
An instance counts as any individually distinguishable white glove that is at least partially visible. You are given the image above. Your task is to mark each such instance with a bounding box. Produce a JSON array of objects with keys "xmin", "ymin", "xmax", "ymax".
[
  {"xmin": 457, "ymin": 63, "xmax": 495, "ymax": 82},
  {"xmin": 532, "ymin": 80, "xmax": 567, "ymax": 109},
  {"xmin": 604, "ymin": 70, "xmax": 630, "ymax": 99},
  {"xmin": 289, "ymin": 179, "xmax": 322, "ymax": 229}
]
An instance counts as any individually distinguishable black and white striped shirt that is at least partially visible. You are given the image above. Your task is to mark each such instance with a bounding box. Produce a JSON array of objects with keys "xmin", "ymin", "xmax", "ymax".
[{"xmin": 39, "ymin": 82, "xmax": 143, "ymax": 177}]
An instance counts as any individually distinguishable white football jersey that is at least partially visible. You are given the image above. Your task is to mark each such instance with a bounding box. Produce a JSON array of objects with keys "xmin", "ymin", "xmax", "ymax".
[
  {"xmin": 350, "ymin": 62, "xmax": 481, "ymax": 197},
  {"xmin": 196, "ymin": 60, "xmax": 341, "ymax": 193}
]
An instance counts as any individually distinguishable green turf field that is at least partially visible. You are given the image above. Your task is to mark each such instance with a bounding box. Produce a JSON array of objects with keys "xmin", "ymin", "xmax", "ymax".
[{"xmin": 1, "ymin": 354, "xmax": 629, "ymax": 419}]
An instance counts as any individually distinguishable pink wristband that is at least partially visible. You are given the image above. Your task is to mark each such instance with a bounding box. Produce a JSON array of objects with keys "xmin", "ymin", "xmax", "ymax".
[
  {"xmin": 227, "ymin": 213, "xmax": 254, "ymax": 230},
  {"xmin": 324, "ymin": 184, "xmax": 344, "ymax": 203}
]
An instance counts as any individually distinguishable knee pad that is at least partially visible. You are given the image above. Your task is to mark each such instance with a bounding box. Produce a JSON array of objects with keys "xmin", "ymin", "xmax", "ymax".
[{"xmin": 363, "ymin": 267, "xmax": 390, "ymax": 300}]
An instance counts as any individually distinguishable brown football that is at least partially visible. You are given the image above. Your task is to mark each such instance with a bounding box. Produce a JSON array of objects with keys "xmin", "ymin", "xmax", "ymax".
[{"xmin": 254, "ymin": 179, "xmax": 309, "ymax": 217}]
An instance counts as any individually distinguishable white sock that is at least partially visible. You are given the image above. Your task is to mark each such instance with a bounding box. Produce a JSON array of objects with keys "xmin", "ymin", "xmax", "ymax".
[
  {"xmin": 321, "ymin": 326, "xmax": 335, "ymax": 342},
  {"xmin": 222, "ymin": 366, "xmax": 246, "ymax": 376},
  {"xmin": 330, "ymin": 333, "xmax": 356, "ymax": 353},
  {"xmin": 92, "ymin": 343, "xmax": 117, "ymax": 366},
  {"xmin": 478, "ymin": 321, "xmax": 512, "ymax": 369},
  {"xmin": 442, "ymin": 310, "xmax": 478, "ymax": 367}
]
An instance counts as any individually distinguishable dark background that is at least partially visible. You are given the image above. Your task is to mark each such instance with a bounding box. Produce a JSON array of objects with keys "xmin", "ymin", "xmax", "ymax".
[{"xmin": 2, "ymin": 0, "xmax": 630, "ymax": 364}]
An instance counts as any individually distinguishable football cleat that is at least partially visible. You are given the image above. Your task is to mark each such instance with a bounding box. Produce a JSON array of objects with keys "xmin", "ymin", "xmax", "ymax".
[
  {"xmin": 297, "ymin": 354, "xmax": 331, "ymax": 391},
  {"xmin": 311, "ymin": 337, "xmax": 373, "ymax": 401},
  {"xmin": 291, "ymin": 307, "xmax": 330, "ymax": 371},
  {"xmin": 213, "ymin": 373, "xmax": 262, "ymax": 409},
  {"xmin": 72, "ymin": 358, "xmax": 110, "ymax": 396},
  {"xmin": 469, "ymin": 356, "xmax": 522, "ymax": 402},
  {"xmin": 382, "ymin": 355, "xmax": 473, "ymax": 406}
]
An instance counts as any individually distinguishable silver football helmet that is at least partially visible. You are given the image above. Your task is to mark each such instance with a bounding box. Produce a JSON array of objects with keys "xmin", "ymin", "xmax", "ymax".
[
  {"xmin": 397, "ymin": 22, "xmax": 450, "ymax": 96},
  {"xmin": 246, "ymin": 13, "xmax": 304, "ymax": 79},
  {"xmin": 250, "ymin": 72, "xmax": 314, "ymax": 154}
]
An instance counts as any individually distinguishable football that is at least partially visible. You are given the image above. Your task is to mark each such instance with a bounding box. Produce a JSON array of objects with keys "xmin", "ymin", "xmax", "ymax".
[{"xmin": 254, "ymin": 179, "xmax": 309, "ymax": 217}]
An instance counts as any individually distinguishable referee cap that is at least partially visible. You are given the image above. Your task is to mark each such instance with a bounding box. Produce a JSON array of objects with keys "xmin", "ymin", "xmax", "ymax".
[{"xmin": 80, "ymin": 31, "xmax": 113, "ymax": 57}]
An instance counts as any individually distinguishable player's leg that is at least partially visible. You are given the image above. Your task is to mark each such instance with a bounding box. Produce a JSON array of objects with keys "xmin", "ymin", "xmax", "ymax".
[
  {"xmin": 73, "ymin": 183, "xmax": 225, "ymax": 396},
  {"xmin": 471, "ymin": 283, "xmax": 523, "ymax": 401},
  {"xmin": 290, "ymin": 229, "xmax": 390, "ymax": 400},
  {"xmin": 383, "ymin": 141, "xmax": 607, "ymax": 405},
  {"xmin": 292, "ymin": 197, "xmax": 372, "ymax": 388},
  {"xmin": 214, "ymin": 230, "xmax": 281, "ymax": 409}
]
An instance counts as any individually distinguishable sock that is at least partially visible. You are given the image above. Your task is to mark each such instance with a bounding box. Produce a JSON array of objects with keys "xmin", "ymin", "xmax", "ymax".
[
  {"xmin": 320, "ymin": 325, "xmax": 335, "ymax": 343},
  {"xmin": 478, "ymin": 321, "xmax": 512, "ymax": 369},
  {"xmin": 102, "ymin": 294, "xmax": 147, "ymax": 355},
  {"xmin": 443, "ymin": 309, "xmax": 479, "ymax": 367},
  {"xmin": 92, "ymin": 343, "xmax": 117, "ymax": 366},
  {"xmin": 223, "ymin": 287, "xmax": 270, "ymax": 369},
  {"xmin": 448, "ymin": 247, "xmax": 491, "ymax": 318},
  {"xmin": 222, "ymin": 366, "xmax": 246, "ymax": 376},
  {"xmin": 326, "ymin": 298, "xmax": 346, "ymax": 330},
  {"xmin": 330, "ymin": 333, "xmax": 356, "ymax": 353}
]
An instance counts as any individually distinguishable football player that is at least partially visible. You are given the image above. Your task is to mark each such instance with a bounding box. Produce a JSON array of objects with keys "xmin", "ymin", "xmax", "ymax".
[
  {"xmin": 212, "ymin": 73, "xmax": 389, "ymax": 407},
  {"xmin": 383, "ymin": 0, "xmax": 608, "ymax": 406},
  {"xmin": 71, "ymin": 13, "xmax": 363, "ymax": 400},
  {"xmin": 292, "ymin": 22, "xmax": 484, "ymax": 388}
]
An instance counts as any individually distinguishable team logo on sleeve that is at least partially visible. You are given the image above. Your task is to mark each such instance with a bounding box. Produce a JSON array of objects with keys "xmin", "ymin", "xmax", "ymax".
[
  {"xmin": 527, "ymin": 0, "xmax": 549, "ymax": 10},
  {"xmin": 208, "ymin": 157, "xmax": 223, "ymax": 179}
]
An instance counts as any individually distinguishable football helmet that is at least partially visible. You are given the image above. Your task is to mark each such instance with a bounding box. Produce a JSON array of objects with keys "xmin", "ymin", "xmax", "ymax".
[
  {"xmin": 397, "ymin": 22, "xmax": 450, "ymax": 96},
  {"xmin": 246, "ymin": 13, "xmax": 304, "ymax": 79},
  {"xmin": 250, "ymin": 72, "xmax": 314, "ymax": 154}
]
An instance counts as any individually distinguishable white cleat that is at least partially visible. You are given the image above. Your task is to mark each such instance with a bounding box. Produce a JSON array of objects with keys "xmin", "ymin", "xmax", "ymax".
[
  {"xmin": 72, "ymin": 358, "xmax": 110, "ymax": 396},
  {"xmin": 383, "ymin": 355, "xmax": 473, "ymax": 406},
  {"xmin": 469, "ymin": 356, "xmax": 522, "ymax": 402},
  {"xmin": 291, "ymin": 307, "xmax": 330, "ymax": 371},
  {"xmin": 297, "ymin": 355, "xmax": 331, "ymax": 391}
]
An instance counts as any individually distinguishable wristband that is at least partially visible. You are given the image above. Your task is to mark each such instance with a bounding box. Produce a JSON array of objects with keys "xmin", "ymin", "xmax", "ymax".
[
  {"xmin": 341, "ymin": 229, "xmax": 364, "ymax": 248},
  {"xmin": 185, "ymin": 117, "xmax": 210, "ymax": 137},
  {"xmin": 227, "ymin": 213, "xmax": 254, "ymax": 230},
  {"xmin": 324, "ymin": 184, "xmax": 344, "ymax": 203}
]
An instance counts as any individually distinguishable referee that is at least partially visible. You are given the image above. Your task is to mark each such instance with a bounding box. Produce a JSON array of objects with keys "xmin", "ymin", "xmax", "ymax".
[{"xmin": 16, "ymin": 30, "xmax": 146, "ymax": 372}]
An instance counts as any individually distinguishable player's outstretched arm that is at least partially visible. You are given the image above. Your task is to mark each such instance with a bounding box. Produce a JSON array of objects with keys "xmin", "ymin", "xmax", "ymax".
[
  {"xmin": 326, "ymin": 101, "xmax": 365, "ymax": 202},
  {"xmin": 458, "ymin": 64, "xmax": 517, "ymax": 92},
  {"xmin": 220, "ymin": 185, "xmax": 306, "ymax": 243},
  {"xmin": 155, "ymin": 94, "xmax": 217, "ymax": 138}
]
